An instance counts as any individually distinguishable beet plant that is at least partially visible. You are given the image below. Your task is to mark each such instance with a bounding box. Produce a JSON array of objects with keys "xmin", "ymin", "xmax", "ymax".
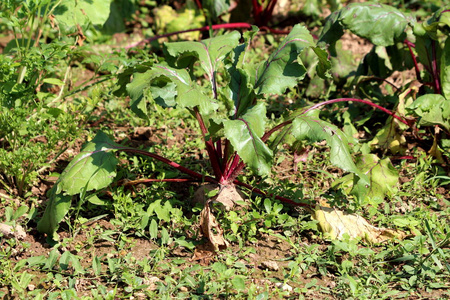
[{"xmin": 38, "ymin": 24, "xmax": 410, "ymax": 245}]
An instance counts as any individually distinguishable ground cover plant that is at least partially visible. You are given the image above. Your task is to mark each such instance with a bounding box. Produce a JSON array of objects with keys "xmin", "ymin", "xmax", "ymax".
[{"xmin": 1, "ymin": 0, "xmax": 449, "ymax": 299}]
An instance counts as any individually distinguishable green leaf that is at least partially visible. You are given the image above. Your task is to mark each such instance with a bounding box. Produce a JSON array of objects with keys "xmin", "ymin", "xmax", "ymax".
[
  {"xmin": 223, "ymin": 104, "xmax": 273, "ymax": 176},
  {"xmin": 92, "ymin": 256, "xmax": 101, "ymax": 276},
  {"xmin": 441, "ymin": 37, "xmax": 450, "ymax": 100},
  {"xmin": 303, "ymin": 0, "xmax": 324, "ymax": 18},
  {"xmin": 153, "ymin": 65, "xmax": 217, "ymax": 114},
  {"xmin": 240, "ymin": 102, "xmax": 267, "ymax": 137},
  {"xmin": 126, "ymin": 70, "xmax": 154, "ymax": 119},
  {"xmin": 319, "ymin": 3, "xmax": 414, "ymax": 49},
  {"xmin": 407, "ymin": 94, "xmax": 450, "ymax": 132},
  {"xmin": 59, "ymin": 252, "xmax": 83, "ymax": 275},
  {"xmin": 149, "ymin": 219, "xmax": 158, "ymax": 240},
  {"xmin": 226, "ymin": 43, "xmax": 256, "ymax": 118},
  {"xmin": 291, "ymin": 115, "xmax": 368, "ymax": 183},
  {"xmin": 255, "ymin": 24, "xmax": 317, "ymax": 95},
  {"xmin": 264, "ymin": 198, "xmax": 272, "ymax": 214},
  {"xmin": 127, "ymin": 65, "xmax": 217, "ymax": 117},
  {"xmin": 12, "ymin": 206, "xmax": 28, "ymax": 221},
  {"xmin": 202, "ymin": 0, "xmax": 230, "ymax": 20},
  {"xmin": 350, "ymin": 154, "xmax": 399, "ymax": 203},
  {"xmin": 54, "ymin": 0, "xmax": 113, "ymax": 31},
  {"xmin": 86, "ymin": 194, "xmax": 108, "ymax": 206},
  {"xmin": 101, "ymin": 0, "xmax": 135, "ymax": 34},
  {"xmin": 4, "ymin": 207, "xmax": 13, "ymax": 222},
  {"xmin": 420, "ymin": 8, "xmax": 450, "ymax": 40},
  {"xmin": 165, "ymin": 31, "xmax": 241, "ymax": 83},
  {"xmin": 43, "ymin": 78, "xmax": 65, "ymax": 86},
  {"xmin": 154, "ymin": 200, "xmax": 172, "ymax": 223},
  {"xmin": 70, "ymin": 254, "xmax": 84, "ymax": 275},
  {"xmin": 231, "ymin": 275, "xmax": 246, "ymax": 291},
  {"xmin": 224, "ymin": 27, "xmax": 260, "ymax": 118},
  {"xmin": 25, "ymin": 256, "xmax": 47, "ymax": 267},
  {"xmin": 45, "ymin": 248, "xmax": 59, "ymax": 270},
  {"xmin": 56, "ymin": 132, "xmax": 120, "ymax": 195},
  {"xmin": 37, "ymin": 188, "xmax": 72, "ymax": 240},
  {"xmin": 413, "ymin": 23, "xmax": 434, "ymax": 73},
  {"xmin": 312, "ymin": 46, "xmax": 332, "ymax": 79},
  {"xmin": 412, "ymin": 10, "xmax": 450, "ymax": 80},
  {"xmin": 150, "ymin": 81, "xmax": 177, "ymax": 108},
  {"xmin": 59, "ymin": 251, "xmax": 70, "ymax": 270}
]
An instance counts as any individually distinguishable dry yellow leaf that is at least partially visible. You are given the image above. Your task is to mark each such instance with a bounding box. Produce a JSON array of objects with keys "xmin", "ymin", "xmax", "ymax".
[{"xmin": 312, "ymin": 204, "xmax": 406, "ymax": 243}]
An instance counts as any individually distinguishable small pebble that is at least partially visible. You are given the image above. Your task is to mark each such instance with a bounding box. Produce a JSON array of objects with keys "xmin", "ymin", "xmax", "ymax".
[
  {"xmin": 0, "ymin": 223, "xmax": 26, "ymax": 240},
  {"xmin": 275, "ymin": 282, "xmax": 293, "ymax": 292},
  {"xmin": 260, "ymin": 260, "xmax": 279, "ymax": 271}
]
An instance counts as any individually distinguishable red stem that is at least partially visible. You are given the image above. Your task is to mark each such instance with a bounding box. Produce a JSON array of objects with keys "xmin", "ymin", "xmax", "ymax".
[
  {"xmin": 223, "ymin": 153, "xmax": 242, "ymax": 182},
  {"xmin": 261, "ymin": 98, "xmax": 411, "ymax": 145},
  {"xmin": 404, "ymin": 39, "xmax": 422, "ymax": 82},
  {"xmin": 193, "ymin": 108, "xmax": 223, "ymax": 180},
  {"xmin": 125, "ymin": 23, "xmax": 290, "ymax": 49},
  {"xmin": 431, "ymin": 40, "xmax": 441, "ymax": 94},
  {"xmin": 263, "ymin": 0, "xmax": 278, "ymax": 25},
  {"xmin": 119, "ymin": 144, "xmax": 311, "ymax": 208},
  {"xmin": 390, "ymin": 155, "xmax": 416, "ymax": 160},
  {"xmin": 262, "ymin": 119, "xmax": 293, "ymax": 142},
  {"xmin": 126, "ymin": 23, "xmax": 252, "ymax": 49},
  {"xmin": 118, "ymin": 148, "xmax": 218, "ymax": 184},
  {"xmin": 302, "ymin": 98, "xmax": 410, "ymax": 126},
  {"xmin": 221, "ymin": 139, "xmax": 231, "ymax": 172},
  {"xmin": 125, "ymin": 178, "xmax": 196, "ymax": 184},
  {"xmin": 194, "ymin": 0, "xmax": 202, "ymax": 9},
  {"xmin": 227, "ymin": 160, "xmax": 246, "ymax": 182},
  {"xmin": 233, "ymin": 179, "xmax": 312, "ymax": 209},
  {"xmin": 252, "ymin": 0, "xmax": 263, "ymax": 25},
  {"xmin": 216, "ymin": 139, "xmax": 222, "ymax": 163}
]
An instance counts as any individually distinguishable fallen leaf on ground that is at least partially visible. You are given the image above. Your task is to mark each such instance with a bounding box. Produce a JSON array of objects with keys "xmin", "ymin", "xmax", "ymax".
[
  {"xmin": 143, "ymin": 276, "xmax": 161, "ymax": 291},
  {"xmin": 199, "ymin": 200, "xmax": 229, "ymax": 252},
  {"xmin": 193, "ymin": 184, "xmax": 246, "ymax": 211},
  {"xmin": 312, "ymin": 203, "xmax": 406, "ymax": 243},
  {"xmin": 190, "ymin": 241, "xmax": 216, "ymax": 266}
]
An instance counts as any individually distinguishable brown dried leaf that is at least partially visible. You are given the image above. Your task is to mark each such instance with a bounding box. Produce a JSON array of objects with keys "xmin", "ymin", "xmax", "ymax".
[
  {"xmin": 190, "ymin": 242, "xmax": 216, "ymax": 266},
  {"xmin": 199, "ymin": 200, "xmax": 229, "ymax": 252},
  {"xmin": 193, "ymin": 184, "xmax": 246, "ymax": 211},
  {"xmin": 214, "ymin": 184, "xmax": 246, "ymax": 211}
]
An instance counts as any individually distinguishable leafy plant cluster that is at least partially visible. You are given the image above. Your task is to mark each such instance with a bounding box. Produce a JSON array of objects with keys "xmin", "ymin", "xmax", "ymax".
[
  {"xmin": 0, "ymin": 0, "xmax": 133, "ymax": 196},
  {"xmin": 38, "ymin": 2, "xmax": 450, "ymax": 240},
  {"xmin": 38, "ymin": 23, "xmax": 377, "ymax": 240}
]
